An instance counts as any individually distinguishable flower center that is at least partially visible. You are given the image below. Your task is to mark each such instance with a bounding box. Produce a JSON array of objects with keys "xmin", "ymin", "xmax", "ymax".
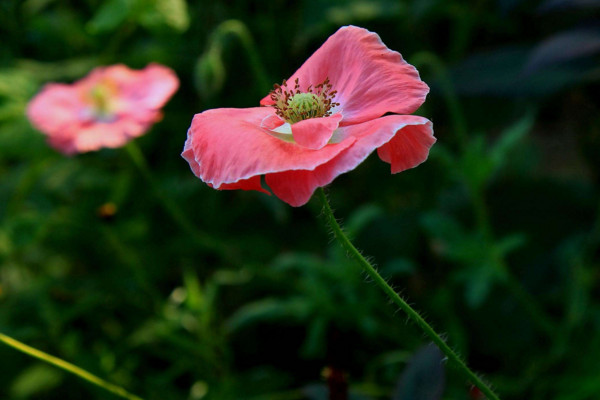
[
  {"xmin": 269, "ymin": 77, "xmax": 339, "ymax": 124},
  {"xmin": 90, "ymin": 86, "xmax": 112, "ymax": 116},
  {"xmin": 82, "ymin": 79, "xmax": 119, "ymax": 122}
]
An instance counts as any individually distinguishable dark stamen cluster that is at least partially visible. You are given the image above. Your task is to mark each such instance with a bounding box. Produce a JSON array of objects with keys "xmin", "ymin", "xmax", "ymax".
[{"xmin": 269, "ymin": 77, "xmax": 340, "ymax": 123}]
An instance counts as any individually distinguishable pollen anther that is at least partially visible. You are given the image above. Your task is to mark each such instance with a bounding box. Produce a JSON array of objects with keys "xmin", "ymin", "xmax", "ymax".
[{"xmin": 269, "ymin": 77, "xmax": 340, "ymax": 123}]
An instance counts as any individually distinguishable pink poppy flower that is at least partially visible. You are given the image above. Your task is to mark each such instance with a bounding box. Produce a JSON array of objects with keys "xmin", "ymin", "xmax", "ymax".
[
  {"xmin": 182, "ymin": 26, "xmax": 435, "ymax": 206},
  {"xmin": 27, "ymin": 63, "xmax": 179, "ymax": 155}
]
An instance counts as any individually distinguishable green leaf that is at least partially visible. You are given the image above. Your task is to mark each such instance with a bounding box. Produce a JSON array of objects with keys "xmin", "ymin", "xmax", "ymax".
[
  {"xmin": 183, "ymin": 268, "xmax": 204, "ymax": 312},
  {"xmin": 495, "ymin": 233, "xmax": 527, "ymax": 257},
  {"xmin": 325, "ymin": 0, "xmax": 406, "ymax": 24},
  {"xmin": 344, "ymin": 203, "xmax": 383, "ymax": 237},
  {"xmin": 460, "ymin": 135, "xmax": 494, "ymax": 190},
  {"xmin": 421, "ymin": 212, "xmax": 488, "ymax": 264},
  {"xmin": 0, "ymin": 69, "xmax": 36, "ymax": 99},
  {"xmin": 87, "ymin": 0, "xmax": 133, "ymax": 34},
  {"xmin": 428, "ymin": 144, "xmax": 456, "ymax": 170},
  {"xmin": 225, "ymin": 298, "xmax": 311, "ymax": 333},
  {"xmin": 0, "ymin": 69, "xmax": 37, "ymax": 122},
  {"xmin": 460, "ymin": 262, "xmax": 497, "ymax": 308},
  {"xmin": 138, "ymin": 0, "xmax": 190, "ymax": 32},
  {"xmin": 421, "ymin": 212, "xmax": 466, "ymax": 246},
  {"xmin": 10, "ymin": 363, "xmax": 63, "ymax": 398},
  {"xmin": 490, "ymin": 113, "xmax": 535, "ymax": 173},
  {"xmin": 154, "ymin": 0, "xmax": 189, "ymax": 31},
  {"xmin": 300, "ymin": 316, "xmax": 328, "ymax": 358}
]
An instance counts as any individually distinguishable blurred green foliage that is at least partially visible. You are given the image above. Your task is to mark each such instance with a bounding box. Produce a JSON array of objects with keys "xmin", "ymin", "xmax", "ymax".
[{"xmin": 1, "ymin": 0, "xmax": 600, "ymax": 399}]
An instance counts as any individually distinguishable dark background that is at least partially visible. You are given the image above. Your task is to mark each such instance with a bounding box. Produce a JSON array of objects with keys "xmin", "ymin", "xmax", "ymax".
[{"xmin": 1, "ymin": 0, "xmax": 600, "ymax": 399}]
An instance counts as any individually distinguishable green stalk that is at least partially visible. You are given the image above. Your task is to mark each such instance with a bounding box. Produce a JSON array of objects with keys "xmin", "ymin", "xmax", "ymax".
[
  {"xmin": 124, "ymin": 142, "xmax": 234, "ymax": 261},
  {"xmin": 211, "ymin": 20, "xmax": 271, "ymax": 95},
  {"xmin": 316, "ymin": 188, "xmax": 500, "ymax": 400},
  {"xmin": 0, "ymin": 332, "xmax": 144, "ymax": 400}
]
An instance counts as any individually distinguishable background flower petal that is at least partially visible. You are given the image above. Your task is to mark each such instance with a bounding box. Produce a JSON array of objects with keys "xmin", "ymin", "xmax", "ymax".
[
  {"xmin": 72, "ymin": 118, "xmax": 152, "ymax": 153},
  {"xmin": 181, "ymin": 107, "xmax": 357, "ymax": 189},
  {"xmin": 93, "ymin": 64, "xmax": 179, "ymax": 112},
  {"xmin": 27, "ymin": 64, "xmax": 178, "ymax": 155},
  {"xmin": 26, "ymin": 84, "xmax": 82, "ymax": 136},
  {"xmin": 265, "ymin": 115, "xmax": 434, "ymax": 206},
  {"xmin": 120, "ymin": 64, "xmax": 180, "ymax": 110},
  {"xmin": 260, "ymin": 26, "xmax": 429, "ymax": 125}
]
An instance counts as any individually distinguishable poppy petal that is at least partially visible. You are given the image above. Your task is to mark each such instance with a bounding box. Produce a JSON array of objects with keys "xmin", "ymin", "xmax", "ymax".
[
  {"xmin": 260, "ymin": 26, "xmax": 429, "ymax": 125},
  {"xmin": 27, "ymin": 64, "xmax": 178, "ymax": 155},
  {"xmin": 26, "ymin": 84, "xmax": 81, "ymax": 135},
  {"xmin": 71, "ymin": 118, "xmax": 152, "ymax": 153},
  {"xmin": 265, "ymin": 115, "xmax": 434, "ymax": 206},
  {"xmin": 105, "ymin": 64, "xmax": 180, "ymax": 111},
  {"xmin": 291, "ymin": 113, "xmax": 343, "ymax": 149},
  {"xmin": 208, "ymin": 176, "xmax": 269, "ymax": 194},
  {"xmin": 182, "ymin": 107, "xmax": 357, "ymax": 190},
  {"xmin": 377, "ymin": 118, "xmax": 435, "ymax": 173}
]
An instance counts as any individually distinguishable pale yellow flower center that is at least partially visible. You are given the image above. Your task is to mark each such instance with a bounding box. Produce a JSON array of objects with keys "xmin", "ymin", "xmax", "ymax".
[{"xmin": 82, "ymin": 79, "xmax": 119, "ymax": 121}]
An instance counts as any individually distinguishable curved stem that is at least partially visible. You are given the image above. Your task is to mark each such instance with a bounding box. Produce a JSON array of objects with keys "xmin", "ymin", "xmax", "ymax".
[
  {"xmin": 124, "ymin": 142, "xmax": 234, "ymax": 262},
  {"xmin": 316, "ymin": 188, "xmax": 500, "ymax": 400},
  {"xmin": 0, "ymin": 332, "xmax": 144, "ymax": 400},
  {"xmin": 211, "ymin": 20, "xmax": 271, "ymax": 95}
]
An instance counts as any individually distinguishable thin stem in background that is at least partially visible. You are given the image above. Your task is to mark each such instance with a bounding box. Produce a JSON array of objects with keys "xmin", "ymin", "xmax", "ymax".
[
  {"xmin": 209, "ymin": 19, "xmax": 271, "ymax": 96},
  {"xmin": 316, "ymin": 188, "xmax": 500, "ymax": 400},
  {"xmin": 0, "ymin": 332, "xmax": 144, "ymax": 400},
  {"xmin": 124, "ymin": 142, "xmax": 235, "ymax": 262}
]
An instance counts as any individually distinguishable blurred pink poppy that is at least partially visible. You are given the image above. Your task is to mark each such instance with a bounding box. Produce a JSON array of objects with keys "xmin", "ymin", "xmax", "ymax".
[
  {"xmin": 27, "ymin": 63, "xmax": 179, "ymax": 155},
  {"xmin": 182, "ymin": 26, "xmax": 435, "ymax": 206}
]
